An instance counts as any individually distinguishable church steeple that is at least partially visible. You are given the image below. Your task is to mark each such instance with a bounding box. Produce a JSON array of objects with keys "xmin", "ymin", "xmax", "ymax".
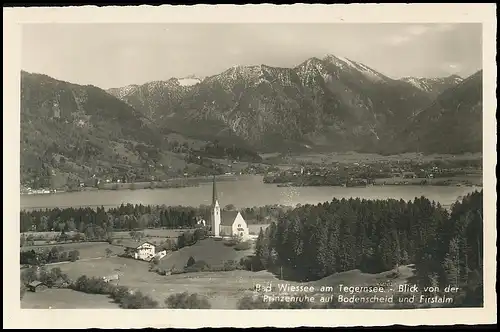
[
  {"xmin": 212, "ymin": 175, "xmax": 218, "ymax": 206},
  {"xmin": 211, "ymin": 175, "xmax": 221, "ymax": 237}
]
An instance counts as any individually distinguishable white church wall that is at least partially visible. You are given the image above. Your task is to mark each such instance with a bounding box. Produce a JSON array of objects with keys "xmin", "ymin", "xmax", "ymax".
[
  {"xmin": 213, "ymin": 201, "xmax": 221, "ymax": 237},
  {"xmin": 232, "ymin": 213, "xmax": 249, "ymax": 241}
]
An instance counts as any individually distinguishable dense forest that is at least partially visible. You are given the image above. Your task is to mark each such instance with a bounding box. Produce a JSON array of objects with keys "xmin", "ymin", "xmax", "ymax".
[
  {"xmin": 20, "ymin": 203, "xmax": 290, "ymax": 236},
  {"xmin": 254, "ymin": 190, "xmax": 483, "ymax": 307}
]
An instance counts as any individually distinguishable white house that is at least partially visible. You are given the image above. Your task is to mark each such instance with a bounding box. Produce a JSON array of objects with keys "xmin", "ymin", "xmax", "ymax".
[
  {"xmin": 123, "ymin": 241, "xmax": 156, "ymax": 261},
  {"xmin": 210, "ymin": 175, "xmax": 249, "ymax": 240}
]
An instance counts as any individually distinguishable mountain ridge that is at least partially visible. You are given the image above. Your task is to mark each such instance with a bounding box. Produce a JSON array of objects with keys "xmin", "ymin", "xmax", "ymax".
[
  {"xmin": 107, "ymin": 54, "xmax": 457, "ymax": 153},
  {"xmin": 20, "ymin": 55, "xmax": 482, "ymax": 190},
  {"xmin": 400, "ymin": 74, "xmax": 464, "ymax": 98}
]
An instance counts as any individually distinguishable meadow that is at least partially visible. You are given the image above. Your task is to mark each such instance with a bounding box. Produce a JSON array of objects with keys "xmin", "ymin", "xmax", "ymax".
[
  {"xmin": 28, "ymin": 252, "xmax": 417, "ymax": 309},
  {"xmin": 21, "ymin": 288, "xmax": 120, "ymax": 309},
  {"xmin": 21, "ymin": 242, "xmax": 122, "ymax": 260},
  {"xmin": 49, "ymin": 255, "xmax": 279, "ymax": 309},
  {"xmin": 158, "ymin": 238, "xmax": 255, "ymax": 271},
  {"xmin": 111, "ymin": 228, "xmax": 190, "ymax": 239}
]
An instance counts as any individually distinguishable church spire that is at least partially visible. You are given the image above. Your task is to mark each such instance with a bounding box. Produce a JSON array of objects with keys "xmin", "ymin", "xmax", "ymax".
[{"xmin": 212, "ymin": 175, "xmax": 218, "ymax": 206}]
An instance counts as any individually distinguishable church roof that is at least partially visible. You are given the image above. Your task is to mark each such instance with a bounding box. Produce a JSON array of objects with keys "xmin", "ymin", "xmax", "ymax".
[{"xmin": 221, "ymin": 211, "xmax": 239, "ymax": 226}]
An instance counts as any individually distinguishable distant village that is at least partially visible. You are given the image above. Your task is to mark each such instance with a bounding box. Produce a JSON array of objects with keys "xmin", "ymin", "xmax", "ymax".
[
  {"xmin": 264, "ymin": 158, "xmax": 482, "ymax": 187},
  {"xmin": 21, "ymin": 156, "xmax": 482, "ymax": 195}
]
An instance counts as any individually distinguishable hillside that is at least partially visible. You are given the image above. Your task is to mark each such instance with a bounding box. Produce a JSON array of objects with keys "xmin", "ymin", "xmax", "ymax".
[
  {"xmin": 158, "ymin": 238, "xmax": 254, "ymax": 271},
  {"xmin": 397, "ymin": 70, "xmax": 483, "ymax": 154},
  {"xmin": 20, "ymin": 72, "xmax": 240, "ymax": 189}
]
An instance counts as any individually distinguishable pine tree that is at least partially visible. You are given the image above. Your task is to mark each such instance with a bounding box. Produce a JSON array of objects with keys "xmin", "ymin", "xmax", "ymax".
[
  {"xmin": 443, "ymin": 237, "xmax": 460, "ymax": 287},
  {"xmin": 255, "ymin": 228, "xmax": 269, "ymax": 269}
]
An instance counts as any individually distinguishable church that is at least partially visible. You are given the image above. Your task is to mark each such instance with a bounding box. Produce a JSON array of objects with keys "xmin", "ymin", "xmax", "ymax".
[{"xmin": 210, "ymin": 175, "xmax": 249, "ymax": 240}]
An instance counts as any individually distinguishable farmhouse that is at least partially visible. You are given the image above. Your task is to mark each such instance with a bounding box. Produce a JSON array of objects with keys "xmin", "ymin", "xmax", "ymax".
[
  {"xmin": 154, "ymin": 249, "xmax": 168, "ymax": 260},
  {"xmin": 210, "ymin": 175, "xmax": 249, "ymax": 240},
  {"xmin": 122, "ymin": 241, "xmax": 156, "ymax": 261},
  {"xmin": 27, "ymin": 281, "xmax": 48, "ymax": 292}
]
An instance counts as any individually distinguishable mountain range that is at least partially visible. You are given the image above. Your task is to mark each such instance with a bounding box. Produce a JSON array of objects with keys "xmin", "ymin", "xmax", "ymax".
[{"xmin": 20, "ymin": 54, "xmax": 483, "ymax": 187}]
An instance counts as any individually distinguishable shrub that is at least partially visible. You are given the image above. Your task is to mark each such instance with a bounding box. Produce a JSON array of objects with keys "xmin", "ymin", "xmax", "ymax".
[
  {"xmin": 186, "ymin": 256, "xmax": 196, "ymax": 268},
  {"xmin": 223, "ymin": 239, "xmax": 237, "ymax": 247},
  {"xmin": 237, "ymin": 295, "xmax": 268, "ymax": 309},
  {"xmin": 119, "ymin": 291, "xmax": 159, "ymax": 309},
  {"xmin": 110, "ymin": 286, "xmax": 129, "ymax": 301},
  {"xmin": 222, "ymin": 260, "xmax": 240, "ymax": 271},
  {"xmin": 68, "ymin": 250, "xmax": 80, "ymax": 262},
  {"xmin": 70, "ymin": 275, "xmax": 158, "ymax": 309},
  {"xmin": 164, "ymin": 292, "xmax": 211, "ymax": 309},
  {"xmin": 239, "ymin": 255, "xmax": 265, "ymax": 272},
  {"xmin": 234, "ymin": 241, "xmax": 252, "ymax": 251},
  {"xmin": 156, "ymin": 268, "xmax": 168, "ymax": 276},
  {"xmin": 184, "ymin": 260, "xmax": 210, "ymax": 273}
]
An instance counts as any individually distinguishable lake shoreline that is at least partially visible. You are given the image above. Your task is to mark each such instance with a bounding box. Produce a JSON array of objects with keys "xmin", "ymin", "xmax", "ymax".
[
  {"xmin": 20, "ymin": 175, "xmax": 481, "ymax": 212},
  {"xmin": 21, "ymin": 176, "xmax": 482, "ymax": 197}
]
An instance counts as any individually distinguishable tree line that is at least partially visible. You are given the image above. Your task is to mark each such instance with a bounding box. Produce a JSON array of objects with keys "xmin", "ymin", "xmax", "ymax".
[
  {"xmin": 253, "ymin": 190, "xmax": 483, "ymax": 307},
  {"xmin": 21, "ymin": 246, "xmax": 80, "ymax": 265},
  {"xmin": 20, "ymin": 203, "xmax": 288, "ymax": 235}
]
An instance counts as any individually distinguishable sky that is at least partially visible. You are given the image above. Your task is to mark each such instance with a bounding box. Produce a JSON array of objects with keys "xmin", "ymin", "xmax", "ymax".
[{"xmin": 21, "ymin": 23, "xmax": 482, "ymax": 89}]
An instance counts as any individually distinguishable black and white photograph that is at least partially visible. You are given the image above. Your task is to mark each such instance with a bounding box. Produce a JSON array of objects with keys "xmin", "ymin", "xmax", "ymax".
[{"xmin": 4, "ymin": 4, "xmax": 497, "ymax": 329}]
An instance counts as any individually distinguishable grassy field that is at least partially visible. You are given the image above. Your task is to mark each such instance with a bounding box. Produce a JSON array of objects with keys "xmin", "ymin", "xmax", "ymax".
[
  {"xmin": 21, "ymin": 288, "xmax": 120, "ymax": 309},
  {"xmin": 158, "ymin": 238, "xmax": 255, "ymax": 271},
  {"xmin": 56, "ymin": 256, "xmax": 148, "ymax": 280},
  {"xmin": 53, "ymin": 255, "xmax": 278, "ymax": 309},
  {"xmin": 48, "ymin": 253, "xmax": 417, "ymax": 309},
  {"xmin": 20, "ymin": 234, "xmax": 420, "ymax": 309},
  {"xmin": 21, "ymin": 242, "xmax": 123, "ymax": 259}
]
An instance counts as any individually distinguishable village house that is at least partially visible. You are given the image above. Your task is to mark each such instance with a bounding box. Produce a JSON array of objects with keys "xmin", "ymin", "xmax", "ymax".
[
  {"xmin": 153, "ymin": 244, "xmax": 168, "ymax": 260},
  {"xmin": 196, "ymin": 217, "xmax": 206, "ymax": 227},
  {"xmin": 27, "ymin": 281, "xmax": 48, "ymax": 293},
  {"xmin": 121, "ymin": 240, "xmax": 156, "ymax": 261}
]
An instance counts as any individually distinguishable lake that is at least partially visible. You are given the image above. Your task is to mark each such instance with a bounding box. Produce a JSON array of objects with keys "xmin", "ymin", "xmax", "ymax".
[{"xmin": 20, "ymin": 175, "xmax": 481, "ymax": 211}]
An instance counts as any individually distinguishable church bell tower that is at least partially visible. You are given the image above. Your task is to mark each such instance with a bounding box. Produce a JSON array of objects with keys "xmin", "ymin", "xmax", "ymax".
[{"xmin": 211, "ymin": 175, "xmax": 221, "ymax": 237}]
